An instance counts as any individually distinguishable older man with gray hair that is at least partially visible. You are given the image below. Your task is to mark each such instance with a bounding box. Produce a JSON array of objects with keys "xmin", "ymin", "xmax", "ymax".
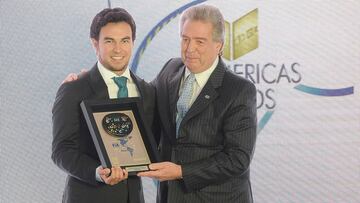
[{"xmin": 138, "ymin": 4, "xmax": 257, "ymax": 203}]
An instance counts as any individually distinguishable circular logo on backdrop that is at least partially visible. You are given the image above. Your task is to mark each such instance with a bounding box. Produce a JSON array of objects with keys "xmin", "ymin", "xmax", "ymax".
[{"xmin": 102, "ymin": 113, "xmax": 133, "ymax": 137}]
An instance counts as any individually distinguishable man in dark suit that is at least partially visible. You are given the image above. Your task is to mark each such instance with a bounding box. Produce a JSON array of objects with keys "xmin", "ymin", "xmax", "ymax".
[
  {"xmin": 52, "ymin": 8, "xmax": 156, "ymax": 203},
  {"xmin": 138, "ymin": 4, "xmax": 257, "ymax": 203}
]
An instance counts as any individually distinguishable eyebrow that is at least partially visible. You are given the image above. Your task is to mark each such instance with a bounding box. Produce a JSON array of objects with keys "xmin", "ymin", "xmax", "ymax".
[
  {"xmin": 103, "ymin": 36, "xmax": 131, "ymax": 41},
  {"xmin": 121, "ymin": 36, "xmax": 131, "ymax": 41},
  {"xmin": 181, "ymin": 34, "xmax": 207, "ymax": 41}
]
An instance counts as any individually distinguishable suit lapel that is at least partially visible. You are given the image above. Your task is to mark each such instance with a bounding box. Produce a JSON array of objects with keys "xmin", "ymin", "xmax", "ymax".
[
  {"xmin": 88, "ymin": 64, "xmax": 109, "ymax": 100},
  {"xmin": 168, "ymin": 65, "xmax": 185, "ymax": 124},
  {"xmin": 130, "ymin": 71, "xmax": 144, "ymax": 98},
  {"xmin": 179, "ymin": 58, "xmax": 226, "ymax": 132}
]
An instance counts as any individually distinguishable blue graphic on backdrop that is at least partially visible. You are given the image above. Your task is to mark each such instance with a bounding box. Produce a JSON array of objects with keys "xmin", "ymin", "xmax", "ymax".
[
  {"xmin": 131, "ymin": 0, "xmax": 206, "ymax": 72},
  {"xmin": 294, "ymin": 84, "xmax": 354, "ymax": 96},
  {"xmin": 131, "ymin": 0, "xmax": 355, "ymax": 134}
]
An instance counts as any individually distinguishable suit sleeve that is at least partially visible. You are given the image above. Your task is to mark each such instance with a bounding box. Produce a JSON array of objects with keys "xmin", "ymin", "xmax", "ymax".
[
  {"xmin": 150, "ymin": 58, "xmax": 175, "ymax": 146},
  {"xmin": 151, "ymin": 98, "xmax": 162, "ymax": 146},
  {"xmin": 181, "ymin": 81, "xmax": 257, "ymax": 192},
  {"xmin": 51, "ymin": 82, "xmax": 100, "ymax": 186}
]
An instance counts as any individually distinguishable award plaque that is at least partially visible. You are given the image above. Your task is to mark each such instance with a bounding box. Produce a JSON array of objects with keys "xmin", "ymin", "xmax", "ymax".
[{"xmin": 80, "ymin": 98, "xmax": 160, "ymax": 175}]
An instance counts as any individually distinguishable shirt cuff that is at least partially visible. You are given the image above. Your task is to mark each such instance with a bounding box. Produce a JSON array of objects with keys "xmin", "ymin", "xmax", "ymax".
[{"xmin": 95, "ymin": 165, "xmax": 104, "ymax": 182}]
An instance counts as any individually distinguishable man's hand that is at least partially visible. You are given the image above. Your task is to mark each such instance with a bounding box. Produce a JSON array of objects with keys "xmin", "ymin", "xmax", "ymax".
[
  {"xmin": 98, "ymin": 166, "xmax": 128, "ymax": 185},
  {"xmin": 62, "ymin": 69, "xmax": 88, "ymax": 84},
  {"xmin": 137, "ymin": 162, "xmax": 182, "ymax": 182}
]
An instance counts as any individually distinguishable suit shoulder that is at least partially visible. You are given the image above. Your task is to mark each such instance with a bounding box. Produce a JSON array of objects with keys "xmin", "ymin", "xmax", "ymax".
[
  {"xmin": 140, "ymin": 78, "xmax": 155, "ymax": 94},
  {"xmin": 165, "ymin": 57, "xmax": 183, "ymax": 68},
  {"xmin": 151, "ymin": 58, "xmax": 183, "ymax": 85},
  {"xmin": 54, "ymin": 72, "xmax": 92, "ymax": 104},
  {"xmin": 223, "ymin": 69, "xmax": 256, "ymax": 93},
  {"xmin": 160, "ymin": 58, "xmax": 183, "ymax": 74}
]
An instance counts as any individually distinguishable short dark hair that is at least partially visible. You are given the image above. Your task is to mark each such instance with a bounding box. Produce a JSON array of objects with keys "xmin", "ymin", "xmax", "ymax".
[{"xmin": 90, "ymin": 8, "xmax": 136, "ymax": 41}]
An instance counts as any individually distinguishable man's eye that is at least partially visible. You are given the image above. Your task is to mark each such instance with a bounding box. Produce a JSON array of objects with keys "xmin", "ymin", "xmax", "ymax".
[{"xmin": 182, "ymin": 39, "xmax": 189, "ymax": 44}]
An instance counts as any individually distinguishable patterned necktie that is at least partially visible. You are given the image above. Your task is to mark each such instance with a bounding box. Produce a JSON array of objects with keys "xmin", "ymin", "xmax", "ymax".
[
  {"xmin": 112, "ymin": 76, "xmax": 128, "ymax": 98},
  {"xmin": 176, "ymin": 73, "xmax": 195, "ymax": 137}
]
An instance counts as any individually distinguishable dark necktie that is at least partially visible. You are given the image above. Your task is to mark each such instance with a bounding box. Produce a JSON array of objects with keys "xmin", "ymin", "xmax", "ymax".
[{"xmin": 112, "ymin": 76, "xmax": 128, "ymax": 98}]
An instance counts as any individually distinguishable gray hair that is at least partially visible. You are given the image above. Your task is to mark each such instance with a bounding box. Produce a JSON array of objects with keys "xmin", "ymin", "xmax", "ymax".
[{"xmin": 179, "ymin": 4, "xmax": 225, "ymax": 43}]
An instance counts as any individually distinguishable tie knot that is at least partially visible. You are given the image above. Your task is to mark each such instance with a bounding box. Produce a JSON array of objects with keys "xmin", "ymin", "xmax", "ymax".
[
  {"xmin": 183, "ymin": 73, "xmax": 196, "ymax": 89},
  {"xmin": 186, "ymin": 73, "xmax": 195, "ymax": 83},
  {"xmin": 112, "ymin": 76, "xmax": 128, "ymax": 98},
  {"xmin": 113, "ymin": 76, "xmax": 127, "ymax": 88}
]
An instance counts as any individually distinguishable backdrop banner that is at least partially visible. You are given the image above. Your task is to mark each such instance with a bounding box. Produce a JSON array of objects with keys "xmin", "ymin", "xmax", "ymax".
[{"xmin": 0, "ymin": 0, "xmax": 359, "ymax": 202}]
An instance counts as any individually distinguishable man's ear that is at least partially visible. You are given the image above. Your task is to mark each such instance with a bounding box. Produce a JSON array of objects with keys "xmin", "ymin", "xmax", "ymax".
[
  {"xmin": 90, "ymin": 38, "xmax": 99, "ymax": 55},
  {"xmin": 217, "ymin": 42, "xmax": 224, "ymax": 56}
]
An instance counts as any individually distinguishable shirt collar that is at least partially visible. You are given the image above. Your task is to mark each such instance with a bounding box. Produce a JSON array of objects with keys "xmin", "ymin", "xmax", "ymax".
[
  {"xmin": 185, "ymin": 56, "xmax": 219, "ymax": 89},
  {"xmin": 97, "ymin": 61, "xmax": 133, "ymax": 85}
]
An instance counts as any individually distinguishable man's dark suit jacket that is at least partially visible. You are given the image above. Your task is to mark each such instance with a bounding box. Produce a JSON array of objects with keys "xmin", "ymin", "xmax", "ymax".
[
  {"xmin": 152, "ymin": 57, "xmax": 257, "ymax": 203},
  {"xmin": 52, "ymin": 65, "xmax": 156, "ymax": 203}
]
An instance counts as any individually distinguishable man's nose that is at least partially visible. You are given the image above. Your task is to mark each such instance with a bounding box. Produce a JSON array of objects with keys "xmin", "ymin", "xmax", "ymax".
[
  {"xmin": 113, "ymin": 43, "xmax": 123, "ymax": 53},
  {"xmin": 186, "ymin": 40, "xmax": 197, "ymax": 52}
]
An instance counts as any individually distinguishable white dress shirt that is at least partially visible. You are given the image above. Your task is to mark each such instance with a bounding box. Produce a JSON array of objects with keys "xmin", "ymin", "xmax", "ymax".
[
  {"xmin": 97, "ymin": 61, "xmax": 140, "ymax": 98},
  {"xmin": 179, "ymin": 57, "xmax": 219, "ymax": 106}
]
